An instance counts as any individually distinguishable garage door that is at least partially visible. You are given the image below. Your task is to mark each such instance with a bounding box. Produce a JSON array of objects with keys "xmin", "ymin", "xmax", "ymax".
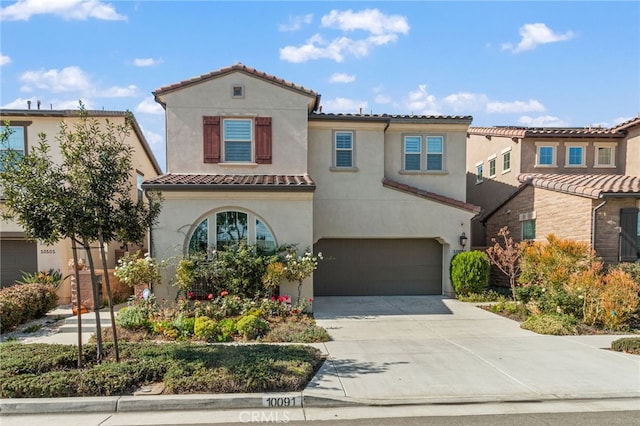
[
  {"xmin": 1, "ymin": 240, "xmax": 37, "ymax": 288},
  {"xmin": 313, "ymin": 239, "xmax": 442, "ymax": 296}
]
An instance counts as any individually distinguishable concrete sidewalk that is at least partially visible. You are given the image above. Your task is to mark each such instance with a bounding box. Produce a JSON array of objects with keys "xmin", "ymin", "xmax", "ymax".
[{"xmin": 1, "ymin": 296, "xmax": 639, "ymax": 422}]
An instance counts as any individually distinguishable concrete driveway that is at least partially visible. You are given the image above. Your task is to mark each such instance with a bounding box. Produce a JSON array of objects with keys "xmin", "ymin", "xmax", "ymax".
[{"xmin": 305, "ymin": 296, "xmax": 640, "ymax": 405}]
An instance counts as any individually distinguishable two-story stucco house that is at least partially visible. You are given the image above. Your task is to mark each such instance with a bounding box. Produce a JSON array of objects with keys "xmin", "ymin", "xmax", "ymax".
[
  {"xmin": 466, "ymin": 116, "xmax": 640, "ymax": 264},
  {"xmin": 0, "ymin": 108, "xmax": 162, "ymax": 302},
  {"xmin": 143, "ymin": 64, "xmax": 480, "ymax": 303}
]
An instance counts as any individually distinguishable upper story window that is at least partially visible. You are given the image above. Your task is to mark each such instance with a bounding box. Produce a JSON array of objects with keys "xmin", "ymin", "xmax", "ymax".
[
  {"xmin": 224, "ymin": 119, "xmax": 252, "ymax": 162},
  {"xmin": 535, "ymin": 142, "xmax": 558, "ymax": 167},
  {"xmin": 232, "ymin": 84, "xmax": 244, "ymax": 98},
  {"xmin": 475, "ymin": 163, "xmax": 484, "ymax": 184},
  {"xmin": 594, "ymin": 143, "xmax": 615, "ymax": 167},
  {"xmin": 203, "ymin": 116, "xmax": 272, "ymax": 164},
  {"xmin": 488, "ymin": 156, "xmax": 496, "ymax": 178},
  {"xmin": 403, "ymin": 136, "xmax": 421, "ymax": 171},
  {"xmin": 136, "ymin": 172, "xmax": 144, "ymax": 203},
  {"xmin": 426, "ymin": 136, "xmax": 444, "ymax": 171},
  {"xmin": 402, "ymin": 135, "xmax": 445, "ymax": 172},
  {"xmin": 502, "ymin": 148, "xmax": 511, "ymax": 173},
  {"xmin": 334, "ymin": 131, "xmax": 354, "ymax": 168},
  {"xmin": 565, "ymin": 144, "xmax": 586, "ymax": 167},
  {"xmin": 0, "ymin": 126, "xmax": 27, "ymax": 170}
]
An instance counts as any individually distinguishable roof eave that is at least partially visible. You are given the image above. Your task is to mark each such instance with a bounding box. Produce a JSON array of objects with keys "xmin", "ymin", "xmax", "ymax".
[{"xmin": 142, "ymin": 183, "xmax": 316, "ymax": 192}]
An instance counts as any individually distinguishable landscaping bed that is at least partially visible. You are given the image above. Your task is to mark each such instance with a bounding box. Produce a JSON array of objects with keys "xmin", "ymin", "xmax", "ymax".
[{"xmin": 0, "ymin": 341, "xmax": 325, "ymax": 398}]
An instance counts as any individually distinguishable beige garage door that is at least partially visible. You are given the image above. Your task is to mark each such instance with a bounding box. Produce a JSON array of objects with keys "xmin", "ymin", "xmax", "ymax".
[
  {"xmin": 1, "ymin": 239, "xmax": 38, "ymax": 288},
  {"xmin": 313, "ymin": 239, "xmax": 442, "ymax": 296}
]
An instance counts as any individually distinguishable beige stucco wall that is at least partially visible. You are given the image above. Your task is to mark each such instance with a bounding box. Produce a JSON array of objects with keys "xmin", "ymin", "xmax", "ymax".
[
  {"xmin": 159, "ymin": 73, "xmax": 315, "ymax": 175},
  {"xmin": 308, "ymin": 120, "xmax": 475, "ymax": 296},
  {"xmin": 621, "ymin": 125, "xmax": 640, "ymax": 176},
  {"xmin": 150, "ymin": 190, "xmax": 314, "ymax": 302},
  {"xmin": 0, "ymin": 112, "xmax": 160, "ymax": 302}
]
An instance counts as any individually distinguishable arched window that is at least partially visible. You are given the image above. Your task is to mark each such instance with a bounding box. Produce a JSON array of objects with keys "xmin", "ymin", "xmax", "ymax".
[{"xmin": 187, "ymin": 210, "xmax": 276, "ymax": 255}]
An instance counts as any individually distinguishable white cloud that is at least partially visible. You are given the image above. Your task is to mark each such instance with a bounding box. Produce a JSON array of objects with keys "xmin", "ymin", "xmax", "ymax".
[
  {"xmin": 405, "ymin": 84, "xmax": 440, "ymax": 115},
  {"xmin": 321, "ymin": 9, "xmax": 409, "ymax": 35},
  {"xmin": 486, "ymin": 99, "xmax": 545, "ymax": 113},
  {"xmin": 133, "ymin": 58, "xmax": 162, "ymax": 67},
  {"xmin": 518, "ymin": 115, "xmax": 569, "ymax": 127},
  {"xmin": 0, "ymin": 53, "xmax": 11, "ymax": 66},
  {"xmin": 140, "ymin": 125, "xmax": 163, "ymax": 147},
  {"xmin": 0, "ymin": 0, "xmax": 127, "ymax": 21},
  {"xmin": 375, "ymin": 94, "xmax": 391, "ymax": 104},
  {"xmin": 329, "ymin": 72, "xmax": 355, "ymax": 83},
  {"xmin": 19, "ymin": 66, "xmax": 92, "ymax": 93},
  {"xmin": 280, "ymin": 9, "xmax": 409, "ymax": 63},
  {"xmin": 135, "ymin": 97, "xmax": 163, "ymax": 115},
  {"xmin": 503, "ymin": 23, "xmax": 574, "ymax": 53},
  {"xmin": 321, "ymin": 97, "xmax": 368, "ymax": 114},
  {"xmin": 99, "ymin": 85, "xmax": 138, "ymax": 97},
  {"xmin": 279, "ymin": 14, "xmax": 313, "ymax": 32},
  {"xmin": 442, "ymin": 92, "xmax": 490, "ymax": 112}
]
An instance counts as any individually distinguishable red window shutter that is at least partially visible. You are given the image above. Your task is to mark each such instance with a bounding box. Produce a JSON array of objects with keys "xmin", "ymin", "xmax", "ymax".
[
  {"xmin": 203, "ymin": 116, "xmax": 221, "ymax": 163},
  {"xmin": 255, "ymin": 116, "xmax": 272, "ymax": 164}
]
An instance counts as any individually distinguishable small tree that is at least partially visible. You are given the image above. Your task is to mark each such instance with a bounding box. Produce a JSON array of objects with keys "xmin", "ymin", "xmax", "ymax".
[
  {"xmin": 486, "ymin": 226, "xmax": 524, "ymax": 300},
  {"xmin": 282, "ymin": 248, "xmax": 323, "ymax": 304}
]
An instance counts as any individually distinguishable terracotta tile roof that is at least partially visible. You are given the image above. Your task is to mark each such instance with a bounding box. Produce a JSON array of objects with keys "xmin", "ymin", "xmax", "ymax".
[
  {"xmin": 517, "ymin": 173, "xmax": 640, "ymax": 198},
  {"xmin": 382, "ymin": 178, "xmax": 481, "ymax": 213},
  {"xmin": 610, "ymin": 115, "xmax": 640, "ymax": 131},
  {"xmin": 311, "ymin": 112, "xmax": 472, "ymax": 124},
  {"xmin": 468, "ymin": 126, "xmax": 625, "ymax": 139},
  {"xmin": 142, "ymin": 173, "xmax": 316, "ymax": 191},
  {"xmin": 154, "ymin": 63, "xmax": 319, "ymax": 101}
]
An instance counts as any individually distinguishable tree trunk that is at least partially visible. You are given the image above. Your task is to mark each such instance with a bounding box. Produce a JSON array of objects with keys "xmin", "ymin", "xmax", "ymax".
[
  {"xmin": 83, "ymin": 240, "xmax": 104, "ymax": 361},
  {"xmin": 99, "ymin": 234, "xmax": 119, "ymax": 362},
  {"xmin": 71, "ymin": 239, "xmax": 83, "ymax": 368}
]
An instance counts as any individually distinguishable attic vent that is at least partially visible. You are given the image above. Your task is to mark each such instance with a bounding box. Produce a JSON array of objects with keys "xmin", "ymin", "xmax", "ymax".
[
  {"xmin": 232, "ymin": 84, "xmax": 244, "ymax": 98},
  {"xmin": 519, "ymin": 211, "xmax": 536, "ymax": 222}
]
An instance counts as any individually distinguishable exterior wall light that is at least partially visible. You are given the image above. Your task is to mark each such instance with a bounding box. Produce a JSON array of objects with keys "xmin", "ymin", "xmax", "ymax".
[{"xmin": 459, "ymin": 232, "xmax": 468, "ymax": 249}]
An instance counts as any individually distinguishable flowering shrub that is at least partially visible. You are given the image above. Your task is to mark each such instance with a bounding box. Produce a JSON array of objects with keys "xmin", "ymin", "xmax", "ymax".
[
  {"xmin": 601, "ymin": 269, "xmax": 639, "ymax": 330},
  {"xmin": 0, "ymin": 283, "xmax": 58, "ymax": 331},
  {"xmin": 282, "ymin": 248, "xmax": 323, "ymax": 303},
  {"xmin": 115, "ymin": 251, "xmax": 161, "ymax": 288}
]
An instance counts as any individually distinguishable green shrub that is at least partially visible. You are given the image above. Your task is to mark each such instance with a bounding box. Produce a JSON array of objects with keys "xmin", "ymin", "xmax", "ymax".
[
  {"xmin": 457, "ymin": 289, "xmax": 504, "ymax": 303},
  {"xmin": 236, "ymin": 314, "xmax": 269, "ymax": 340},
  {"xmin": 263, "ymin": 319, "xmax": 330, "ymax": 343},
  {"xmin": 216, "ymin": 317, "xmax": 236, "ymax": 342},
  {"xmin": 171, "ymin": 314, "xmax": 195, "ymax": 338},
  {"xmin": 194, "ymin": 316, "xmax": 217, "ymax": 340},
  {"xmin": 450, "ymin": 251, "xmax": 490, "ymax": 296},
  {"xmin": 521, "ymin": 313, "xmax": 577, "ymax": 335},
  {"xmin": 116, "ymin": 306, "xmax": 151, "ymax": 330},
  {"xmin": 0, "ymin": 283, "xmax": 58, "ymax": 331},
  {"xmin": 611, "ymin": 337, "xmax": 640, "ymax": 354}
]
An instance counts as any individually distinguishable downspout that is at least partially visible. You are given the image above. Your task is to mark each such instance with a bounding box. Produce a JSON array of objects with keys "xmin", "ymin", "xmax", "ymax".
[{"xmin": 592, "ymin": 198, "xmax": 607, "ymax": 251}]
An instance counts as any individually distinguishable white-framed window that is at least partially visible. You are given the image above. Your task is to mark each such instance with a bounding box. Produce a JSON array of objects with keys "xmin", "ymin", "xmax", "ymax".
[
  {"xmin": 565, "ymin": 143, "xmax": 587, "ymax": 167},
  {"xmin": 475, "ymin": 162, "xmax": 484, "ymax": 183},
  {"xmin": 488, "ymin": 155, "xmax": 497, "ymax": 178},
  {"xmin": 501, "ymin": 148, "xmax": 511, "ymax": 173},
  {"xmin": 535, "ymin": 142, "xmax": 558, "ymax": 167},
  {"xmin": 136, "ymin": 172, "xmax": 144, "ymax": 202},
  {"xmin": 334, "ymin": 131, "xmax": 354, "ymax": 168},
  {"xmin": 426, "ymin": 136, "xmax": 444, "ymax": 171},
  {"xmin": 188, "ymin": 209, "xmax": 276, "ymax": 255},
  {"xmin": 0, "ymin": 125, "xmax": 27, "ymax": 171},
  {"xmin": 594, "ymin": 143, "xmax": 616, "ymax": 167},
  {"xmin": 403, "ymin": 136, "xmax": 422, "ymax": 171},
  {"xmin": 223, "ymin": 118, "xmax": 252, "ymax": 162},
  {"xmin": 402, "ymin": 135, "xmax": 445, "ymax": 172}
]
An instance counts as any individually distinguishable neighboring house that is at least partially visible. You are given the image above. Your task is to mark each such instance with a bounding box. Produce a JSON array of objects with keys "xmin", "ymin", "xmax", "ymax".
[
  {"xmin": 482, "ymin": 173, "xmax": 640, "ymax": 264},
  {"xmin": 0, "ymin": 108, "xmax": 162, "ymax": 302},
  {"xmin": 144, "ymin": 64, "xmax": 480, "ymax": 302},
  {"xmin": 466, "ymin": 116, "xmax": 640, "ymax": 249}
]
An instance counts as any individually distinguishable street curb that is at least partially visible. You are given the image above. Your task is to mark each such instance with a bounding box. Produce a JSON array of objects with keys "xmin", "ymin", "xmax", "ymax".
[{"xmin": 2, "ymin": 393, "xmax": 639, "ymax": 415}]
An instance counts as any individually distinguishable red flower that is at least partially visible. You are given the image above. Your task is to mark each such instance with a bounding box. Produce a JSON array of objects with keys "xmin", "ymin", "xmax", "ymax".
[
  {"xmin": 277, "ymin": 296, "xmax": 284, "ymax": 303},
  {"xmin": 208, "ymin": 293, "xmax": 213, "ymax": 300},
  {"xmin": 271, "ymin": 296, "xmax": 276, "ymax": 301},
  {"xmin": 220, "ymin": 291, "xmax": 229, "ymax": 297},
  {"xmin": 187, "ymin": 291, "xmax": 194, "ymax": 299},
  {"xmin": 308, "ymin": 298, "xmax": 313, "ymax": 302},
  {"xmin": 283, "ymin": 294, "xmax": 290, "ymax": 301}
]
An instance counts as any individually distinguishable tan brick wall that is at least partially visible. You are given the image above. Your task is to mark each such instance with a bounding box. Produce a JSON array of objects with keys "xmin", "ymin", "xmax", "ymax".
[
  {"xmin": 595, "ymin": 198, "xmax": 640, "ymax": 263},
  {"xmin": 533, "ymin": 188, "xmax": 593, "ymax": 243}
]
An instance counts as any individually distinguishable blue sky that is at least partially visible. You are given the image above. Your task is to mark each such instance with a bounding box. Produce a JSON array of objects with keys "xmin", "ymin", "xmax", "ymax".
[{"xmin": 1, "ymin": 1, "xmax": 638, "ymax": 171}]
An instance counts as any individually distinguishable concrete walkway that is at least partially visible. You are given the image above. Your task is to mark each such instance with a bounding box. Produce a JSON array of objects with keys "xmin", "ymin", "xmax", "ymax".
[{"xmin": 1, "ymin": 296, "xmax": 639, "ymax": 423}]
